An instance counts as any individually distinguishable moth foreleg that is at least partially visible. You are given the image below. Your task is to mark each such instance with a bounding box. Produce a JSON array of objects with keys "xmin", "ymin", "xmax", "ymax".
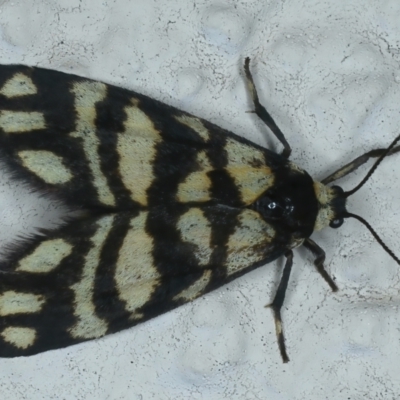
[
  {"xmin": 303, "ymin": 238, "xmax": 338, "ymax": 292},
  {"xmin": 322, "ymin": 145, "xmax": 400, "ymax": 184},
  {"xmin": 244, "ymin": 58, "xmax": 292, "ymax": 158},
  {"xmin": 267, "ymin": 250, "xmax": 293, "ymax": 363}
]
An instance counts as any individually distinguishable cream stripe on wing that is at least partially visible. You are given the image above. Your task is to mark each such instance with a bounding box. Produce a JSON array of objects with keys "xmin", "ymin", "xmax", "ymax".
[
  {"xmin": 69, "ymin": 215, "xmax": 114, "ymax": 339},
  {"xmin": 177, "ymin": 208, "xmax": 212, "ymax": 266},
  {"xmin": 0, "ymin": 111, "xmax": 46, "ymax": 133},
  {"xmin": 225, "ymin": 209, "xmax": 275, "ymax": 276},
  {"xmin": 0, "ymin": 292, "xmax": 45, "ymax": 316},
  {"xmin": 70, "ymin": 81, "xmax": 116, "ymax": 206},
  {"xmin": 16, "ymin": 238, "xmax": 73, "ymax": 274},
  {"xmin": 115, "ymin": 211, "xmax": 160, "ymax": 319},
  {"xmin": 1, "ymin": 327, "xmax": 37, "ymax": 349},
  {"xmin": 173, "ymin": 270, "xmax": 212, "ymax": 301},
  {"xmin": 177, "ymin": 151, "xmax": 213, "ymax": 203},
  {"xmin": 18, "ymin": 150, "xmax": 73, "ymax": 184},
  {"xmin": 174, "ymin": 115, "xmax": 210, "ymax": 141},
  {"xmin": 117, "ymin": 98, "xmax": 161, "ymax": 206},
  {"xmin": 224, "ymin": 138, "xmax": 274, "ymax": 204},
  {"xmin": 0, "ymin": 73, "xmax": 37, "ymax": 98}
]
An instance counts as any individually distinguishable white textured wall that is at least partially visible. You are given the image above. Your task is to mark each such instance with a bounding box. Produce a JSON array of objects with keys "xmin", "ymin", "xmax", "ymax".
[{"xmin": 1, "ymin": 1, "xmax": 400, "ymax": 399}]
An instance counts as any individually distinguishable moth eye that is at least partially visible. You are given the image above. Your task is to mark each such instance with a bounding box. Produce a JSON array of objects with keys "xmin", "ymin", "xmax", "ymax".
[
  {"xmin": 329, "ymin": 218, "xmax": 344, "ymax": 229},
  {"xmin": 268, "ymin": 202, "xmax": 277, "ymax": 210}
]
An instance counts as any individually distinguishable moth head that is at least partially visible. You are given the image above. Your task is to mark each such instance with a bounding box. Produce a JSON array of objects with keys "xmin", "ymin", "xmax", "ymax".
[{"xmin": 317, "ymin": 134, "xmax": 400, "ymax": 266}]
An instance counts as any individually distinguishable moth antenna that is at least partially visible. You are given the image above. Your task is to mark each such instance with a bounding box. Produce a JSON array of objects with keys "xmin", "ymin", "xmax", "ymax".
[
  {"xmin": 344, "ymin": 134, "xmax": 400, "ymax": 197},
  {"xmin": 344, "ymin": 212, "xmax": 400, "ymax": 265}
]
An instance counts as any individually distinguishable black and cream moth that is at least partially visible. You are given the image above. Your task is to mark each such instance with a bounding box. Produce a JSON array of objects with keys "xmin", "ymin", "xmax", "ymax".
[{"xmin": 0, "ymin": 58, "xmax": 398, "ymax": 362}]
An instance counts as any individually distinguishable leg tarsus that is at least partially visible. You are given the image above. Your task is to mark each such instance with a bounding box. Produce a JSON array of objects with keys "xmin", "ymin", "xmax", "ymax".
[
  {"xmin": 244, "ymin": 58, "xmax": 292, "ymax": 159},
  {"xmin": 303, "ymin": 238, "xmax": 338, "ymax": 292},
  {"xmin": 266, "ymin": 250, "xmax": 293, "ymax": 363}
]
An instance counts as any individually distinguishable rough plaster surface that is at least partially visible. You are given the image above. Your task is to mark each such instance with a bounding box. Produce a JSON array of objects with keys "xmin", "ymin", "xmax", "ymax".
[{"xmin": 0, "ymin": 0, "xmax": 400, "ymax": 399}]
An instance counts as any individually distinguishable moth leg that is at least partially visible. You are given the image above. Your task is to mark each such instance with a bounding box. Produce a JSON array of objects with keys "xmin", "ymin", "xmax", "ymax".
[
  {"xmin": 322, "ymin": 145, "xmax": 400, "ymax": 184},
  {"xmin": 244, "ymin": 57, "xmax": 292, "ymax": 159},
  {"xmin": 303, "ymin": 238, "xmax": 338, "ymax": 292},
  {"xmin": 266, "ymin": 250, "xmax": 293, "ymax": 363}
]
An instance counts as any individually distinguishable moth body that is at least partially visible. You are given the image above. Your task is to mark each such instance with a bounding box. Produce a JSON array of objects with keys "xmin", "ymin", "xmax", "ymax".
[{"xmin": 0, "ymin": 60, "xmax": 397, "ymax": 362}]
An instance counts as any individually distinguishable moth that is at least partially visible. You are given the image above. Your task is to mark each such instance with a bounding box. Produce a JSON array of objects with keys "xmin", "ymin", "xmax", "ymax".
[{"xmin": 0, "ymin": 58, "xmax": 399, "ymax": 362}]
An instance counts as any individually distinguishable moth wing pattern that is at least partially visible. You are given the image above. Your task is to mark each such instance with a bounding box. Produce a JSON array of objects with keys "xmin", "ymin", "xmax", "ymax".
[
  {"xmin": 0, "ymin": 64, "xmax": 279, "ymax": 210},
  {"xmin": 0, "ymin": 64, "xmax": 289, "ymax": 357}
]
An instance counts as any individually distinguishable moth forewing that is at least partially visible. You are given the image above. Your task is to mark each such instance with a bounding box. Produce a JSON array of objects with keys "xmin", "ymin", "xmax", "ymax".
[{"xmin": 0, "ymin": 59, "xmax": 399, "ymax": 362}]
